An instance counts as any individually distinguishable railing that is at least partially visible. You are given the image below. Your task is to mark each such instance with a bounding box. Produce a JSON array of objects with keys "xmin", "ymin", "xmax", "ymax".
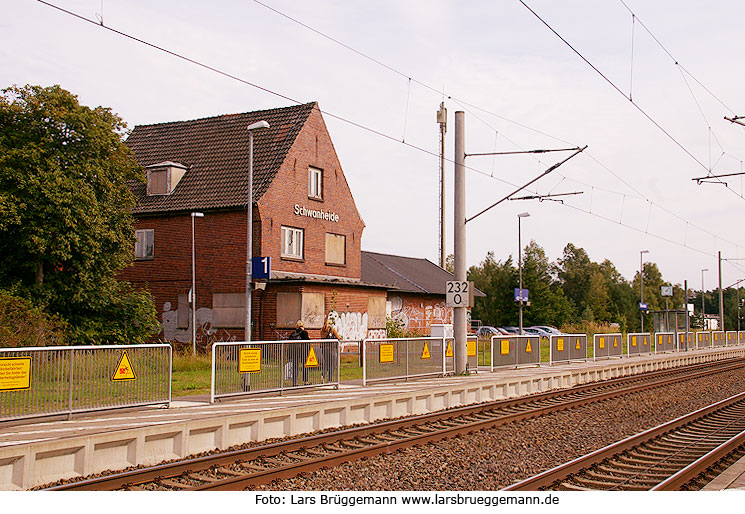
[
  {"xmin": 483, "ymin": 335, "xmax": 541, "ymax": 370},
  {"xmin": 0, "ymin": 344, "xmax": 171, "ymax": 422},
  {"xmin": 211, "ymin": 339, "xmax": 340, "ymax": 403},
  {"xmin": 362, "ymin": 337, "xmax": 454, "ymax": 386}
]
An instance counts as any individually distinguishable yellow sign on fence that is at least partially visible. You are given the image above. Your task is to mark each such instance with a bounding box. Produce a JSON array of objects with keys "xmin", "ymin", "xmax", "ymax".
[
  {"xmin": 0, "ymin": 357, "xmax": 31, "ymax": 391},
  {"xmin": 112, "ymin": 351, "xmax": 136, "ymax": 381},
  {"xmin": 467, "ymin": 340, "xmax": 477, "ymax": 357},
  {"xmin": 599, "ymin": 337, "xmax": 605, "ymax": 349},
  {"xmin": 379, "ymin": 344, "xmax": 395, "ymax": 363},
  {"xmin": 305, "ymin": 346, "xmax": 319, "ymax": 367},
  {"xmin": 500, "ymin": 339, "xmax": 510, "ymax": 355},
  {"xmin": 557, "ymin": 338, "xmax": 564, "ymax": 352},
  {"xmin": 239, "ymin": 348, "xmax": 262, "ymax": 373},
  {"xmin": 445, "ymin": 341, "xmax": 454, "ymax": 358}
]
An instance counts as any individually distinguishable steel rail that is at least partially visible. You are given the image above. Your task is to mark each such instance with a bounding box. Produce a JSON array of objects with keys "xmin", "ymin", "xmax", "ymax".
[
  {"xmin": 45, "ymin": 357, "xmax": 745, "ymax": 491},
  {"xmin": 504, "ymin": 390, "xmax": 745, "ymax": 491}
]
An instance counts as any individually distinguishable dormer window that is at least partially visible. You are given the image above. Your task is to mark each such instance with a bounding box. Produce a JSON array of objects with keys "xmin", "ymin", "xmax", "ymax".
[{"xmin": 146, "ymin": 161, "xmax": 187, "ymax": 196}]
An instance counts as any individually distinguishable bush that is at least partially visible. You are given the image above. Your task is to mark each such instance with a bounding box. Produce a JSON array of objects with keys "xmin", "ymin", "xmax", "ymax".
[{"xmin": 0, "ymin": 289, "xmax": 66, "ymax": 347}]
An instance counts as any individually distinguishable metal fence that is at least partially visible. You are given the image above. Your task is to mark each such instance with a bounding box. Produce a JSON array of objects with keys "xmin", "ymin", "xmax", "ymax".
[
  {"xmin": 627, "ymin": 333, "xmax": 652, "ymax": 356},
  {"xmin": 678, "ymin": 332, "xmax": 694, "ymax": 351},
  {"xmin": 655, "ymin": 332, "xmax": 675, "ymax": 353},
  {"xmin": 550, "ymin": 334, "xmax": 587, "ymax": 364},
  {"xmin": 593, "ymin": 333, "xmax": 623, "ymax": 360},
  {"xmin": 696, "ymin": 331, "xmax": 711, "ymax": 349},
  {"xmin": 712, "ymin": 331, "xmax": 726, "ymax": 347},
  {"xmin": 483, "ymin": 335, "xmax": 541, "ymax": 370},
  {"xmin": 211, "ymin": 339, "xmax": 339, "ymax": 402},
  {"xmin": 362, "ymin": 337, "xmax": 453, "ymax": 386},
  {"xmin": 726, "ymin": 331, "xmax": 738, "ymax": 346},
  {"xmin": 1, "ymin": 344, "xmax": 171, "ymax": 422}
]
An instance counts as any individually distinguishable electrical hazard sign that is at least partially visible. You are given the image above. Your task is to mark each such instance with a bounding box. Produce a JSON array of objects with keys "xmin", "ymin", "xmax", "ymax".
[
  {"xmin": 112, "ymin": 351, "xmax": 136, "ymax": 381},
  {"xmin": 575, "ymin": 340, "xmax": 581, "ymax": 350},
  {"xmin": 421, "ymin": 342, "xmax": 431, "ymax": 360},
  {"xmin": 445, "ymin": 341, "xmax": 454, "ymax": 358},
  {"xmin": 525, "ymin": 340, "xmax": 532, "ymax": 353},
  {"xmin": 614, "ymin": 337, "xmax": 618, "ymax": 347},
  {"xmin": 305, "ymin": 346, "xmax": 319, "ymax": 367}
]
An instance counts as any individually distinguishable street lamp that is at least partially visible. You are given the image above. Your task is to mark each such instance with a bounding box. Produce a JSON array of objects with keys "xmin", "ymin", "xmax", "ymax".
[
  {"xmin": 701, "ymin": 268, "xmax": 709, "ymax": 330},
  {"xmin": 245, "ymin": 120, "xmax": 270, "ymax": 342},
  {"xmin": 191, "ymin": 212, "xmax": 204, "ymax": 355},
  {"xmin": 640, "ymin": 250, "xmax": 649, "ymax": 332},
  {"xmin": 518, "ymin": 212, "xmax": 530, "ymax": 335}
]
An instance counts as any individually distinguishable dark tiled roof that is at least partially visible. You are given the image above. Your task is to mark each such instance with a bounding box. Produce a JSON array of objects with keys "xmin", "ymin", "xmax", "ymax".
[
  {"xmin": 125, "ymin": 102, "xmax": 316, "ymax": 214},
  {"xmin": 361, "ymin": 251, "xmax": 485, "ymax": 296}
]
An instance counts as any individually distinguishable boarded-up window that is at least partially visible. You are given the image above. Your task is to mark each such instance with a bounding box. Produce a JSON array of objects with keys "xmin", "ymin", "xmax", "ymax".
[
  {"xmin": 368, "ymin": 297, "xmax": 386, "ymax": 329},
  {"xmin": 277, "ymin": 292, "xmax": 301, "ymax": 328},
  {"xmin": 302, "ymin": 293, "xmax": 325, "ymax": 328},
  {"xmin": 147, "ymin": 168, "xmax": 169, "ymax": 195},
  {"xmin": 325, "ymin": 233, "xmax": 345, "ymax": 265},
  {"xmin": 212, "ymin": 293, "xmax": 245, "ymax": 328},
  {"xmin": 177, "ymin": 293, "xmax": 189, "ymax": 329}
]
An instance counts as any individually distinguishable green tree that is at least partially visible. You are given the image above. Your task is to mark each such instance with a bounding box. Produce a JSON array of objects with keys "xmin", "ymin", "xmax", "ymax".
[
  {"xmin": 520, "ymin": 241, "xmax": 571, "ymax": 327},
  {"xmin": 0, "ymin": 84, "xmax": 159, "ymax": 344},
  {"xmin": 468, "ymin": 252, "xmax": 517, "ymax": 327}
]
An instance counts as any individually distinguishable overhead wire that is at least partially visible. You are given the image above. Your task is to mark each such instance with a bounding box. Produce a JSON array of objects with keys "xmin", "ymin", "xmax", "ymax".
[{"xmin": 37, "ymin": 0, "xmax": 745, "ymax": 265}]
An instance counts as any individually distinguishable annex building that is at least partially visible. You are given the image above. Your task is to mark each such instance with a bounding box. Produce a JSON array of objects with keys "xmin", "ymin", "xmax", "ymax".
[{"xmin": 120, "ymin": 102, "xmax": 461, "ymax": 347}]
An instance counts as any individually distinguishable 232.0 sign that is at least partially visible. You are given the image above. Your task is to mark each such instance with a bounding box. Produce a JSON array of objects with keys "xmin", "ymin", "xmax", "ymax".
[{"xmin": 446, "ymin": 281, "xmax": 473, "ymax": 307}]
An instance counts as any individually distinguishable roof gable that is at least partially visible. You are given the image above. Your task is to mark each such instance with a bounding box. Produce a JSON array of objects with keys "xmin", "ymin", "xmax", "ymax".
[{"xmin": 125, "ymin": 102, "xmax": 316, "ymax": 214}]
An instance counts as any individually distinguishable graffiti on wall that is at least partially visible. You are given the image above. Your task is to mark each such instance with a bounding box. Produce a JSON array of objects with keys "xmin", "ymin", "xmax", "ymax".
[
  {"xmin": 161, "ymin": 302, "xmax": 235, "ymax": 347},
  {"xmin": 388, "ymin": 295, "xmax": 452, "ymax": 334},
  {"xmin": 328, "ymin": 310, "xmax": 368, "ymax": 340}
]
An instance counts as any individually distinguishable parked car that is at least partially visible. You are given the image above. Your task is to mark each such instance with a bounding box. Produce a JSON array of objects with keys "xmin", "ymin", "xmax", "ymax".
[
  {"xmin": 521, "ymin": 327, "xmax": 543, "ymax": 336},
  {"xmin": 530, "ymin": 325, "xmax": 563, "ymax": 336},
  {"xmin": 499, "ymin": 326, "xmax": 520, "ymax": 334},
  {"xmin": 476, "ymin": 326, "xmax": 504, "ymax": 338}
]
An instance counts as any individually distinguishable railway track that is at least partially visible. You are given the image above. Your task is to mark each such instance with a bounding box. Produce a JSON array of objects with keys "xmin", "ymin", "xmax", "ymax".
[
  {"xmin": 505, "ymin": 390, "xmax": 745, "ymax": 491},
  {"xmin": 45, "ymin": 357, "xmax": 745, "ymax": 491}
]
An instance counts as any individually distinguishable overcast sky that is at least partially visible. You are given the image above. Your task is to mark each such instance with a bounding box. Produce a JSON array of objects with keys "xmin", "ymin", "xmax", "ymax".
[{"xmin": 4, "ymin": 0, "xmax": 745, "ymax": 292}]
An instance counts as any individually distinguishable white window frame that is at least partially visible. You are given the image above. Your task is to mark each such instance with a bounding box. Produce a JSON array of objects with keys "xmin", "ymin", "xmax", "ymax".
[
  {"xmin": 308, "ymin": 166, "xmax": 323, "ymax": 200},
  {"xmin": 135, "ymin": 229, "xmax": 154, "ymax": 260},
  {"xmin": 281, "ymin": 226, "xmax": 304, "ymax": 260}
]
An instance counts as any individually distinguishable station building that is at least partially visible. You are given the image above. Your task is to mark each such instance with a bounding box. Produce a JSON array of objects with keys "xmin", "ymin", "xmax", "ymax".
[{"xmin": 120, "ymin": 102, "xmax": 461, "ymax": 347}]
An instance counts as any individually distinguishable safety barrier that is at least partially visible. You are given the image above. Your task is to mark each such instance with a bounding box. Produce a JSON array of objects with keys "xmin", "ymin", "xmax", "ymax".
[
  {"xmin": 627, "ymin": 333, "xmax": 652, "ymax": 356},
  {"xmin": 211, "ymin": 339, "xmax": 339, "ymax": 402},
  {"xmin": 593, "ymin": 333, "xmax": 623, "ymax": 360},
  {"xmin": 678, "ymin": 332, "xmax": 694, "ymax": 351},
  {"xmin": 485, "ymin": 335, "xmax": 540, "ymax": 370},
  {"xmin": 696, "ymin": 331, "xmax": 711, "ymax": 349},
  {"xmin": 362, "ymin": 337, "xmax": 454, "ymax": 386},
  {"xmin": 726, "ymin": 331, "xmax": 738, "ymax": 346},
  {"xmin": 740, "ymin": 331, "xmax": 745, "ymax": 345},
  {"xmin": 550, "ymin": 334, "xmax": 587, "ymax": 364},
  {"xmin": 0, "ymin": 344, "xmax": 171, "ymax": 422},
  {"xmin": 655, "ymin": 332, "xmax": 676, "ymax": 353},
  {"xmin": 712, "ymin": 331, "xmax": 726, "ymax": 347}
]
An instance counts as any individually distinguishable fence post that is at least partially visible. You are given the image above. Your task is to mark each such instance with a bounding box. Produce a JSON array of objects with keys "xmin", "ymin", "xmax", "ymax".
[
  {"xmin": 362, "ymin": 339, "xmax": 367, "ymax": 387},
  {"xmin": 67, "ymin": 348, "xmax": 74, "ymax": 420}
]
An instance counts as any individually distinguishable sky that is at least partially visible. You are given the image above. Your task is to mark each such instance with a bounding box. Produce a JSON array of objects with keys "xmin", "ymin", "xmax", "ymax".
[{"xmin": 3, "ymin": 0, "xmax": 745, "ymax": 293}]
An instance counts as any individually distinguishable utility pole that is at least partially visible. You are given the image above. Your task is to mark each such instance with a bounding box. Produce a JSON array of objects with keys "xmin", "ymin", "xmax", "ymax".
[
  {"xmin": 719, "ymin": 251, "xmax": 724, "ymax": 331},
  {"xmin": 453, "ymin": 111, "xmax": 467, "ymax": 374},
  {"xmin": 437, "ymin": 103, "xmax": 447, "ymax": 269},
  {"xmin": 684, "ymin": 280, "xmax": 689, "ymax": 351}
]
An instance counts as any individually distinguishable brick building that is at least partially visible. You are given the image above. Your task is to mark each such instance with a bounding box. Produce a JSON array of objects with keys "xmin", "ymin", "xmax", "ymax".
[{"xmin": 120, "ymin": 102, "xmax": 462, "ymax": 347}]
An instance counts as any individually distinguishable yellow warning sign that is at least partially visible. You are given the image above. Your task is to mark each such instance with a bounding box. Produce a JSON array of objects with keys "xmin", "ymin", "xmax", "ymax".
[
  {"xmin": 0, "ymin": 357, "xmax": 32, "ymax": 391},
  {"xmin": 501, "ymin": 339, "xmax": 510, "ymax": 355},
  {"xmin": 525, "ymin": 340, "xmax": 532, "ymax": 353},
  {"xmin": 599, "ymin": 337, "xmax": 605, "ymax": 349},
  {"xmin": 613, "ymin": 337, "xmax": 618, "ymax": 348},
  {"xmin": 643, "ymin": 336, "xmax": 648, "ymax": 346},
  {"xmin": 112, "ymin": 351, "xmax": 136, "ymax": 381},
  {"xmin": 421, "ymin": 342, "xmax": 431, "ymax": 360},
  {"xmin": 632, "ymin": 336, "xmax": 637, "ymax": 347},
  {"xmin": 575, "ymin": 340, "xmax": 581, "ymax": 350},
  {"xmin": 445, "ymin": 341, "xmax": 454, "ymax": 358},
  {"xmin": 557, "ymin": 338, "xmax": 564, "ymax": 352},
  {"xmin": 305, "ymin": 346, "xmax": 319, "ymax": 367},
  {"xmin": 467, "ymin": 340, "xmax": 477, "ymax": 357},
  {"xmin": 380, "ymin": 343, "xmax": 395, "ymax": 363},
  {"xmin": 239, "ymin": 348, "xmax": 262, "ymax": 373}
]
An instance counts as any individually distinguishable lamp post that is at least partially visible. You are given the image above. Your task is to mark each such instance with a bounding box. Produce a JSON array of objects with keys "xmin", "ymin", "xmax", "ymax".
[
  {"xmin": 518, "ymin": 212, "xmax": 530, "ymax": 335},
  {"xmin": 640, "ymin": 250, "xmax": 649, "ymax": 332},
  {"xmin": 701, "ymin": 268, "xmax": 709, "ymax": 330},
  {"xmin": 191, "ymin": 211, "xmax": 204, "ymax": 355},
  {"xmin": 245, "ymin": 120, "xmax": 270, "ymax": 342}
]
